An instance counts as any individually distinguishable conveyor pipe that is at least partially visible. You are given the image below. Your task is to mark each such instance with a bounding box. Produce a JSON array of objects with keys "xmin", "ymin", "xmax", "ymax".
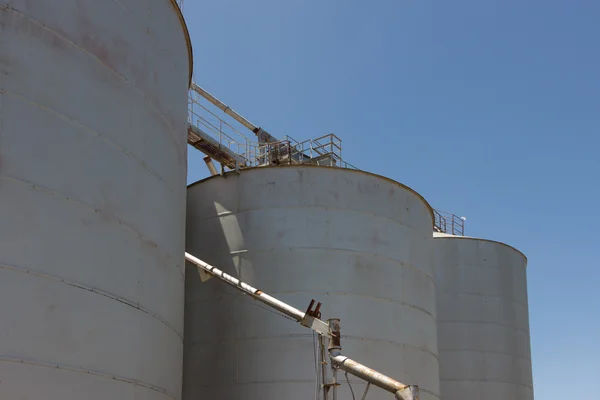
[{"xmin": 184, "ymin": 252, "xmax": 419, "ymax": 400}]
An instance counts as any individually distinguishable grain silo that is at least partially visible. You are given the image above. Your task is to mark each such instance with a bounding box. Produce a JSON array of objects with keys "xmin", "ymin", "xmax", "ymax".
[
  {"xmin": 0, "ymin": 1, "xmax": 191, "ymax": 399},
  {"xmin": 433, "ymin": 233, "xmax": 534, "ymax": 400},
  {"xmin": 184, "ymin": 165, "xmax": 440, "ymax": 400}
]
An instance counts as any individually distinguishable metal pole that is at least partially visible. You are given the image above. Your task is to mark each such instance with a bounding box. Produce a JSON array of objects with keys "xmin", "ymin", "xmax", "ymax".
[
  {"xmin": 203, "ymin": 156, "xmax": 218, "ymax": 176},
  {"xmin": 319, "ymin": 335, "xmax": 329, "ymax": 400},
  {"xmin": 361, "ymin": 382, "xmax": 372, "ymax": 400},
  {"xmin": 328, "ymin": 319, "xmax": 340, "ymax": 400},
  {"xmin": 331, "ymin": 367, "xmax": 338, "ymax": 400}
]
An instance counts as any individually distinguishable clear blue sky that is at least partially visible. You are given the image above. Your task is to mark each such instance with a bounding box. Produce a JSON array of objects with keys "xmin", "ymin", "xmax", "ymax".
[{"xmin": 182, "ymin": 1, "xmax": 600, "ymax": 398}]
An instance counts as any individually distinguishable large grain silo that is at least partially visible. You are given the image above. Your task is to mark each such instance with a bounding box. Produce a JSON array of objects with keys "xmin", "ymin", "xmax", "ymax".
[
  {"xmin": 184, "ymin": 165, "xmax": 440, "ymax": 400},
  {"xmin": 0, "ymin": 1, "xmax": 191, "ymax": 399},
  {"xmin": 433, "ymin": 233, "xmax": 534, "ymax": 400}
]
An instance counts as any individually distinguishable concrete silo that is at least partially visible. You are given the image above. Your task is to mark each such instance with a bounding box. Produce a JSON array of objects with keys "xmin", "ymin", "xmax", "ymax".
[
  {"xmin": 184, "ymin": 165, "xmax": 440, "ymax": 400},
  {"xmin": 0, "ymin": 1, "xmax": 191, "ymax": 399},
  {"xmin": 433, "ymin": 233, "xmax": 534, "ymax": 400}
]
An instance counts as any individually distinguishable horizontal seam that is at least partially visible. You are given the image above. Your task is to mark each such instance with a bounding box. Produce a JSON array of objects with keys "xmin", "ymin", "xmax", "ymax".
[
  {"xmin": 268, "ymin": 290, "xmax": 434, "ymax": 319},
  {"xmin": 439, "ymin": 291, "xmax": 528, "ymax": 308},
  {"xmin": 190, "ymin": 205, "xmax": 432, "ymax": 237},
  {"xmin": 1, "ymin": 175, "xmax": 184, "ymax": 278},
  {"xmin": 1, "ymin": 88, "xmax": 175, "ymax": 194},
  {"xmin": 439, "ymin": 348, "xmax": 531, "ymax": 361},
  {"xmin": 343, "ymin": 335, "xmax": 439, "ymax": 360},
  {"xmin": 438, "ymin": 320, "xmax": 530, "ymax": 335},
  {"xmin": 187, "ymin": 289, "xmax": 435, "ymax": 321},
  {"xmin": 187, "ymin": 336, "xmax": 438, "ymax": 360},
  {"xmin": 0, "ymin": 261, "xmax": 183, "ymax": 340},
  {"xmin": 0, "ymin": 355, "xmax": 177, "ymax": 399},
  {"xmin": 193, "ymin": 246, "xmax": 435, "ymax": 285},
  {"xmin": 441, "ymin": 378, "xmax": 533, "ymax": 389},
  {"xmin": 182, "ymin": 382, "xmax": 440, "ymax": 398},
  {"xmin": 2, "ymin": 6, "xmax": 184, "ymax": 163}
]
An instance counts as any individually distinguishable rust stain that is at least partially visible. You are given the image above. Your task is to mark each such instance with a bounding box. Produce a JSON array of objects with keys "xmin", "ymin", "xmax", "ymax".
[
  {"xmin": 142, "ymin": 238, "xmax": 159, "ymax": 249},
  {"xmin": 18, "ymin": 12, "xmax": 69, "ymax": 53},
  {"xmin": 81, "ymin": 34, "xmax": 110, "ymax": 64},
  {"xmin": 75, "ymin": 2, "xmax": 129, "ymax": 72},
  {"xmin": 371, "ymin": 231, "xmax": 390, "ymax": 247},
  {"xmin": 0, "ymin": 55, "xmax": 16, "ymax": 77}
]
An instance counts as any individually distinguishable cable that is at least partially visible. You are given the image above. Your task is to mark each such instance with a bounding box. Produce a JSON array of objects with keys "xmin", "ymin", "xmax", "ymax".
[
  {"xmin": 361, "ymin": 382, "xmax": 371, "ymax": 400},
  {"xmin": 345, "ymin": 371, "xmax": 356, "ymax": 400}
]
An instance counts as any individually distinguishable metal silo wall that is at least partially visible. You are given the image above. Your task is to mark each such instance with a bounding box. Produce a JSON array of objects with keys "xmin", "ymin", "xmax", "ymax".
[
  {"xmin": 184, "ymin": 166, "xmax": 440, "ymax": 400},
  {"xmin": 0, "ymin": 1, "xmax": 191, "ymax": 399},
  {"xmin": 433, "ymin": 234, "xmax": 534, "ymax": 400}
]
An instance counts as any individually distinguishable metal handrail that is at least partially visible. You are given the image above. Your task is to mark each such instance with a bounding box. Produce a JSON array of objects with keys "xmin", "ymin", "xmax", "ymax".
[
  {"xmin": 188, "ymin": 91, "xmax": 254, "ymax": 162},
  {"xmin": 190, "ymin": 91, "xmax": 462, "ymax": 235},
  {"xmin": 433, "ymin": 209, "xmax": 465, "ymax": 236},
  {"xmin": 188, "ymin": 88, "xmax": 355, "ymax": 170}
]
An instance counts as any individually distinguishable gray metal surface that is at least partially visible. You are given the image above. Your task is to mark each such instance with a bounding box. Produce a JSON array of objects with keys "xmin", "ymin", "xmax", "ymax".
[
  {"xmin": 0, "ymin": 1, "xmax": 191, "ymax": 399},
  {"xmin": 433, "ymin": 233, "xmax": 534, "ymax": 400},
  {"xmin": 184, "ymin": 165, "xmax": 440, "ymax": 400}
]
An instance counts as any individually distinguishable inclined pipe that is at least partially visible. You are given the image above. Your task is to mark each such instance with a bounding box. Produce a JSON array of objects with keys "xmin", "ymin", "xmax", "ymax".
[
  {"xmin": 185, "ymin": 252, "xmax": 305, "ymax": 322},
  {"xmin": 329, "ymin": 351, "xmax": 419, "ymax": 400},
  {"xmin": 185, "ymin": 252, "xmax": 419, "ymax": 400},
  {"xmin": 190, "ymin": 83, "xmax": 258, "ymax": 133}
]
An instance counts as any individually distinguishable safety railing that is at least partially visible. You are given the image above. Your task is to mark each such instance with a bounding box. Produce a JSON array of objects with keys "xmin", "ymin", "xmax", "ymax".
[
  {"xmin": 433, "ymin": 209, "xmax": 465, "ymax": 236},
  {"xmin": 247, "ymin": 140, "xmax": 294, "ymax": 166},
  {"xmin": 187, "ymin": 89, "xmax": 358, "ymax": 170},
  {"xmin": 282, "ymin": 133, "xmax": 352, "ymax": 168},
  {"xmin": 188, "ymin": 91, "xmax": 253, "ymax": 161}
]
